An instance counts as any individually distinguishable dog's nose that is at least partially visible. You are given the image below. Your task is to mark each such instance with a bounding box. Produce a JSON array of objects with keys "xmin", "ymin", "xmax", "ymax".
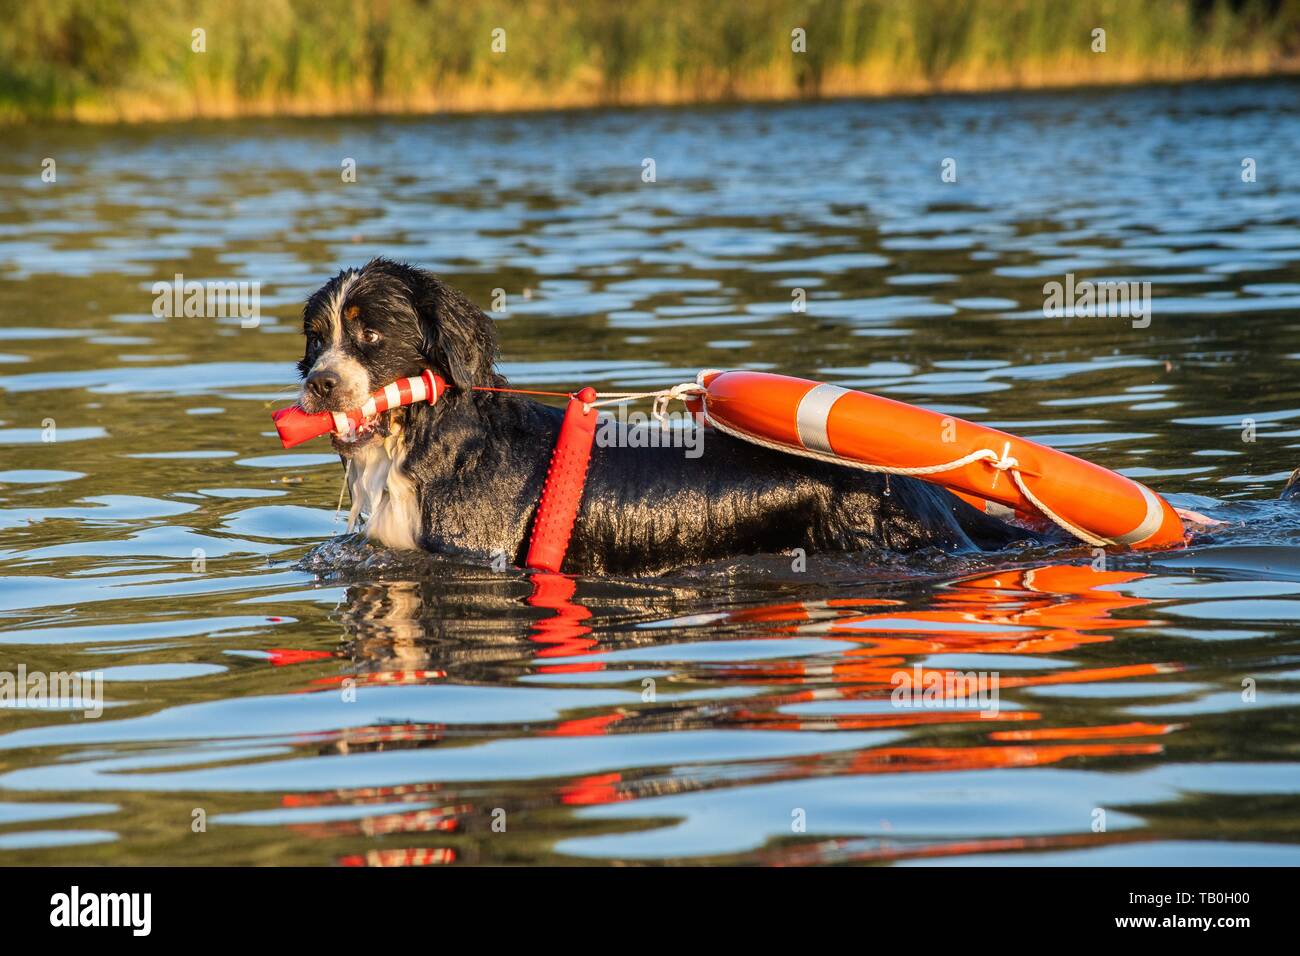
[{"xmin": 306, "ymin": 370, "xmax": 341, "ymax": 400}]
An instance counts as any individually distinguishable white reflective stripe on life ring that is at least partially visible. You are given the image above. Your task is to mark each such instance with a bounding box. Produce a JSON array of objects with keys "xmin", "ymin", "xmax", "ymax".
[
  {"xmin": 1112, "ymin": 482, "xmax": 1165, "ymax": 546},
  {"xmin": 795, "ymin": 383, "xmax": 850, "ymax": 455},
  {"xmin": 407, "ymin": 374, "xmax": 428, "ymax": 404},
  {"xmin": 383, "ymin": 382, "xmax": 402, "ymax": 410}
]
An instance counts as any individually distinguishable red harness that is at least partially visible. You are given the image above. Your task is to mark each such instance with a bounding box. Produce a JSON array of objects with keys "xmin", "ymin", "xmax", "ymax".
[
  {"xmin": 271, "ymin": 371, "xmax": 599, "ymax": 573},
  {"xmin": 525, "ymin": 387, "xmax": 598, "ymax": 572}
]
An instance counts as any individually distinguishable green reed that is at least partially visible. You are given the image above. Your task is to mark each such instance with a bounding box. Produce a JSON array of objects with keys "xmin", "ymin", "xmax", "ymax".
[{"xmin": 0, "ymin": 0, "xmax": 1295, "ymax": 122}]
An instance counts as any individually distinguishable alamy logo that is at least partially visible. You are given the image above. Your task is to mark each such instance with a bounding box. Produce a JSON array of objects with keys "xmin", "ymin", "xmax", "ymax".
[
  {"xmin": 50, "ymin": 886, "xmax": 151, "ymax": 936},
  {"xmin": 0, "ymin": 665, "xmax": 102, "ymax": 718},
  {"xmin": 890, "ymin": 664, "xmax": 1000, "ymax": 717},
  {"xmin": 1043, "ymin": 272, "xmax": 1151, "ymax": 328},
  {"xmin": 151, "ymin": 273, "xmax": 261, "ymax": 327},
  {"xmin": 594, "ymin": 406, "xmax": 704, "ymax": 458}
]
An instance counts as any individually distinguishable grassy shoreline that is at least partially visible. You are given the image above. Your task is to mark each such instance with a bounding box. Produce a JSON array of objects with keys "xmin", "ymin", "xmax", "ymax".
[{"xmin": 3, "ymin": 0, "xmax": 1297, "ymax": 124}]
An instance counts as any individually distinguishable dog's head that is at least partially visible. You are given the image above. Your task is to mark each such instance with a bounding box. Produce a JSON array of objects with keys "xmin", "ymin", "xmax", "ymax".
[{"xmin": 297, "ymin": 258, "xmax": 501, "ymax": 452}]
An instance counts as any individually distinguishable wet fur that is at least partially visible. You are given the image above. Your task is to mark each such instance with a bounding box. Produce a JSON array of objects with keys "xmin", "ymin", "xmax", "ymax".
[{"xmin": 298, "ymin": 258, "xmax": 1035, "ymax": 575}]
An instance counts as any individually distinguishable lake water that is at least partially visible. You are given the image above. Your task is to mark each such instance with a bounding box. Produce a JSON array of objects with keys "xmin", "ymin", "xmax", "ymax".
[{"xmin": 1, "ymin": 79, "xmax": 1299, "ymax": 865}]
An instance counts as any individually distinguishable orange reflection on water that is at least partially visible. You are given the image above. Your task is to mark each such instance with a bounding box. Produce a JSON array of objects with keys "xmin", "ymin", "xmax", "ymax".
[
  {"xmin": 559, "ymin": 772, "xmax": 630, "ymax": 806},
  {"xmin": 989, "ymin": 720, "xmax": 1180, "ymax": 741},
  {"xmin": 528, "ymin": 572, "xmax": 596, "ymax": 658},
  {"xmin": 836, "ymin": 740, "xmax": 1163, "ymax": 775},
  {"xmin": 682, "ymin": 563, "xmax": 1177, "ymax": 778}
]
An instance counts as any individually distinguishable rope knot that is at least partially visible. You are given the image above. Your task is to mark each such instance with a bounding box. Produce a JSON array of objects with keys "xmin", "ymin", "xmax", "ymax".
[
  {"xmin": 652, "ymin": 382, "xmax": 705, "ymax": 422},
  {"xmin": 982, "ymin": 441, "xmax": 1019, "ymax": 493},
  {"xmin": 977, "ymin": 439, "xmax": 1019, "ymax": 473}
]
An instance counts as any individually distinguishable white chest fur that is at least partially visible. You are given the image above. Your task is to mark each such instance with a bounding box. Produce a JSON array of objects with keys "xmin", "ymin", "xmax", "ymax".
[{"xmin": 344, "ymin": 433, "xmax": 421, "ymax": 551}]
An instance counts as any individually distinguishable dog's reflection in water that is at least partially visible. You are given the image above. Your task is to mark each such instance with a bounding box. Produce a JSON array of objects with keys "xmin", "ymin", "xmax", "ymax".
[
  {"xmin": 324, "ymin": 550, "xmax": 863, "ymax": 682},
  {"xmin": 292, "ymin": 570, "xmax": 714, "ymax": 857},
  {"xmin": 317, "ymin": 558, "xmax": 804, "ymax": 765},
  {"xmin": 334, "ymin": 572, "xmax": 599, "ymax": 677}
]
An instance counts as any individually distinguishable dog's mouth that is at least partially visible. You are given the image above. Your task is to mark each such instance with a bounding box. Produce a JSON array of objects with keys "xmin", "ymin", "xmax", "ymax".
[
  {"xmin": 331, "ymin": 408, "xmax": 394, "ymax": 454},
  {"xmin": 299, "ymin": 385, "xmax": 391, "ymax": 454}
]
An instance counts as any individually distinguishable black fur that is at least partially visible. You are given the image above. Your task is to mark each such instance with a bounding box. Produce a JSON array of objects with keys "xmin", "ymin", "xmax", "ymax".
[{"xmin": 299, "ymin": 258, "xmax": 1035, "ymax": 575}]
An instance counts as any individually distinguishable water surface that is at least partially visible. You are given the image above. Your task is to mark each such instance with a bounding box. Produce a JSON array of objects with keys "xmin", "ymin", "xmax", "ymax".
[{"xmin": 1, "ymin": 81, "xmax": 1299, "ymax": 864}]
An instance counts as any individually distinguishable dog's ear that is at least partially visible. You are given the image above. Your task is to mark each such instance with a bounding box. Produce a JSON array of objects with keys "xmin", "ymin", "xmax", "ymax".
[{"xmin": 408, "ymin": 268, "xmax": 499, "ymax": 391}]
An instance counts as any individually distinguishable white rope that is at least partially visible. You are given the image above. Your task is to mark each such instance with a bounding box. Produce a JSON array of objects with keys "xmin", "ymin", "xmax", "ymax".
[
  {"xmin": 334, "ymin": 470, "xmax": 348, "ymax": 527},
  {"xmin": 581, "ymin": 378, "xmax": 1115, "ymax": 547},
  {"xmin": 584, "ymin": 382, "xmax": 706, "ymax": 421},
  {"xmin": 1005, "ymin": 468, "xmax": 1110, "ymax": 546}
]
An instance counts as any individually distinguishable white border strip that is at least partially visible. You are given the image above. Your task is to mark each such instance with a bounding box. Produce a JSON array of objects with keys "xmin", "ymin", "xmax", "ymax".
[
  {"xmin": 795, "ymin": 384, "xmax": 849, "ymax": 455},
  {"xmin": 1113, "ymin": 482, "xmax": 1164, "ymax": 546}
]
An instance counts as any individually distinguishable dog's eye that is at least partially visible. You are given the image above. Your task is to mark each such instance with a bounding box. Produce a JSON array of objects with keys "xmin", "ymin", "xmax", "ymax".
[{"xmin": 361, "ymin": 329, "xmax": 381, "ymax": 345}]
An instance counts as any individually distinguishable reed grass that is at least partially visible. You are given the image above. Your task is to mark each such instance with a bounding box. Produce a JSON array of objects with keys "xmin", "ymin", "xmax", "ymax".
[{"xmin": 1, "ymin": 0, "xmax": 1296, "ymax": 123}]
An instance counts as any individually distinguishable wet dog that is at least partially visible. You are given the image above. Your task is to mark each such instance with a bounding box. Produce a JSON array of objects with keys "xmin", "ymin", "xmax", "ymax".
[{"xmin": 296, "ymin": 258, "xmax": 1035, "ymax": 574}]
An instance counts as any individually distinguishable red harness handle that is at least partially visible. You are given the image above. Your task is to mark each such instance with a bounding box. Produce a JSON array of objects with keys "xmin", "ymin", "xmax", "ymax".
[{"xmin": 526, "ymin": 387, "xmax": 598, "ymax": 573}]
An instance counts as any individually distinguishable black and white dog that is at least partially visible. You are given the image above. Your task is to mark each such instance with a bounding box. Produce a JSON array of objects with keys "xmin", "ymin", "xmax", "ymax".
[{"xmin": 296, "ymin": 258, "xmax": 1035, "ymax": 575}]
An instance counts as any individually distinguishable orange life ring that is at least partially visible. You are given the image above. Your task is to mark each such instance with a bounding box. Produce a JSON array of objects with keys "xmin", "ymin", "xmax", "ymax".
[{"xmin": 688, "ymin": 370, "xmax": 1185, "ymax": 550}]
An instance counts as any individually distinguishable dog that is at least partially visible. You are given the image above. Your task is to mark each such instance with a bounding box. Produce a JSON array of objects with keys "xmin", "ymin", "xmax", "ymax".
[{"xmin": 296, "ymin": 258, "xmax": 1041, "ymax": 575}]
